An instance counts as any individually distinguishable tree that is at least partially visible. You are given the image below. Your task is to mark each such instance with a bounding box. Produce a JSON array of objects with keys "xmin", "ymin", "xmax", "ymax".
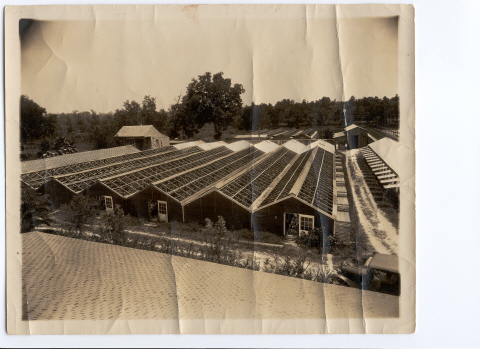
[
  {"xmin": 59, "ymin": 195, "xmax": 98, "ymax": 238},
  {"xmin": 20, "ymin": 95, "xmax": 57, "ymax": 142},
  {"xmin": 238, "ymin": 103, "xmax": 254, "ymax": 131},
  {"xmin": 257, "ymin": 104, "xmax": 272, "ymax": 130},
  {"xmin": 172, "ymin": 72, "xmax": 245, "ymax": 139},
  {"xmin": 66, "ymin": 116, "xmax": 74, "ymax": 133},
  {"xmin": 124, "ymin": 100, "xmax": 141, "ymax": 125},
  {"xmin": 21, "ymin": 185, "xmax": 53, "ymax": 233},
  {"xmin": 37, "ymin": 137, "xmax": 76, "ymax": 158},
  {"xmin": 97, "ymin": 205, "xmax": 129, "ymax": 245},
  {"xmin": 87, "ymin": 117, "xmax": 118, "ymax": 149},
  {"xmin": 141, "ymin": 96, "xmax": 168, "ymax": 133},
  {"xmin": 273, "ymin": 99, "xmax": 295, "ymax": 127}
]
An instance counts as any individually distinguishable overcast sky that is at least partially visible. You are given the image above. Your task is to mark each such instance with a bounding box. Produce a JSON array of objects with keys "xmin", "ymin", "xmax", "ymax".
[{"xmin": 21, "ymin": 6, "xmax": 398, "ymax": 114}]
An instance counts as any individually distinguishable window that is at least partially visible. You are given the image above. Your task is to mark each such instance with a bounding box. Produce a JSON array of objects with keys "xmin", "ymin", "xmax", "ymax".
[
  {"xmin": 104, "ymin": 196, "xmax": 114, "ymax": 211},
  {"xmin": 158, "ymin": 201, "xmax": 167, "ymax": 215},
  {"xmin": 299, "ymin": 215, "xmax": 314, "ymax": 234}
]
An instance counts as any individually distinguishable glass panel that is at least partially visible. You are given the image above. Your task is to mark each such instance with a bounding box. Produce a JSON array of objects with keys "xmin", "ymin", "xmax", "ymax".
[
  {"xmin": 300, "ymin": 216, "xmax": 313, "ymax": 231},
  {"xmin": 105, "ymin": 196, "xmax": 113, "ymax": 210},
  {"xmin": 158, "ymin": 202, "xmax": 167, "ymax": 214}
]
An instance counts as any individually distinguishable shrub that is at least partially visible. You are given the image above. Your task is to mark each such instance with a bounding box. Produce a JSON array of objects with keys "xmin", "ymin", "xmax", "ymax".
[
  {"xmin": 235, "ymin": 229, "xmax": 283, "ymax": 245},
  {"xmin": 96, "ymin": 205, "xmax": 129, "ymax": 245},
  {"xmin": 295, "ymin": 227, "xmax": 323, "ymax": 249},
  {"xmin": 20, "ymin": 186, "xmax": 53, "ymax": 233},
  {"xmin": 254, "ymin": 230, "xmax": 283, "ymax": 245},
  {"xmin": 237, "ymin": 256, "xmax": 261, "ymax": 271},
  {"xmin": 58, "ymin": 195, "xmax": 97, "ymax": 238},
  {"xmin": 295, "ymin": 227, "xmax": 339, "ymax": 253},
  {"xmin": 263, "ymin": 252, "xmax": 311, "ymax": 279}
]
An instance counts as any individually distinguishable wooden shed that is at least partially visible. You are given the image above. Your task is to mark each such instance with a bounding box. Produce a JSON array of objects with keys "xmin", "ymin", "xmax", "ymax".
[
  {"xmin": 115, "ymin": 125, "xmax": 170, "ymax": 150},
  {"xmin": 345, "ymin": 124, "xmax": 370, "ymax": 149},
  {"xmin": 333, "ymin": 131, "xmax": 347, "ymax": 150}
]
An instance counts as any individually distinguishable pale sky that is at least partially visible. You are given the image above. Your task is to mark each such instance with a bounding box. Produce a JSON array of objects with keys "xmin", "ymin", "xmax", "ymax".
[{"xmin": 21, "ymin": 6, "xmax": 398, "ymax": 114}]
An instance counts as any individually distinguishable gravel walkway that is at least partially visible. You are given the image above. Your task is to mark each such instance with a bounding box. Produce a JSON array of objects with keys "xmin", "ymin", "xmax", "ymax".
[{"xmin": 345, "ymin": 149, "xmax": 399, "ymax": 254}]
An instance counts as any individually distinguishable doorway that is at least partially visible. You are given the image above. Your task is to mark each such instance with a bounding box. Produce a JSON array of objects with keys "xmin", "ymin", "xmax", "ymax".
[
  {"xmin": 284, "ymin": 213, "xmax": 299, "ymax": 237},
  {"xmin": 351, "ymin": 135, "xmax": 359, "ymax": 149},
  {"xmin": 148, "ymin": 199, "xmax": 168, "ymax": 222}
]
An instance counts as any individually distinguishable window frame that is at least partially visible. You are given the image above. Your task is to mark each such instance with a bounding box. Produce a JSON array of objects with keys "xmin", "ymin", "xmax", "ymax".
[
  {"xmin": 104, "ymin": 195, "xmax": 114, "ymax": 211},
  {"xmin": 299, "ymin": 214, "xmax": 314, "ymax": 234},
  {"xmin": 157, "ymin": 200, "xmax": 168, "ymax": 216}
]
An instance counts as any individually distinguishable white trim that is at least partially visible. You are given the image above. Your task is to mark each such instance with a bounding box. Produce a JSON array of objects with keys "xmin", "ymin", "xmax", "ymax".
[
  {"xmin": 299, "ymin": 214, "xmax": 314, "ymax": 235},
  {"xmin": 104, "ymin": 196, "xmax": 114, "ymax": 211},
  {"xmin": 157, "ymin": 200, "xmax": 168, "ymax": 222}
]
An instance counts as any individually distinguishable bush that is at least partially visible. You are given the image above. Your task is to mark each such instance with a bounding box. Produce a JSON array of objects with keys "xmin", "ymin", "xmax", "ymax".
[
  {"xmin": 235, "ymin": 229, "xmax": 283, "ymax": 245},
  {"xmin": 295, "ymin": 227, "xmax": 339, "ymax": 253},
  {"xmin": 263, "ymin": 252, "xmax": 311, "ymax": 279},
  {"xmin": 199, "ymin": 216, "xmax": 236, "ymax": 264},
  {"xmin": 21, "ymin": 186, "xmax": 53, "ymax": 233},
  {"xmin": 58, "ymin": 195, "xmax": 97, "ymax": 238},
  {"xmin": 96, "ymin": 205, "xmax": 129, "ymax": 245}
]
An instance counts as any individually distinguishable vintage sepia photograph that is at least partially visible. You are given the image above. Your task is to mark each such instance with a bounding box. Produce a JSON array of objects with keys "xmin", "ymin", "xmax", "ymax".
[{"xmin": 6, "ymin": 4, "xmax": 415, "ymax": 334}]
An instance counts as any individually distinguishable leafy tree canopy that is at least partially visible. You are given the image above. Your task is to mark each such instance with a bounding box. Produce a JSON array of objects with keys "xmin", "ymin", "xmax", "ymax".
[
  {"xmin": 20, "ymin": 95, "xmax": 57, "ymax": 142},
  {"xmin": 172, "ymin": 72, "xmax": 245, "ymax": 139}
]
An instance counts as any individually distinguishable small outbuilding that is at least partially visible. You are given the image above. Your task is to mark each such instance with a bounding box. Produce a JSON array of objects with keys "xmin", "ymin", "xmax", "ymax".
[
  {"xmin": 345, "ymin": 124, "xmax": 371, "ymax": 149},
  {"xmin": 333, "ymin": 131, "xmax": 347, "ymax": 150},
  {"xmin": 115, "ymin": 125, "xmax": 170, "ymax": 150}
]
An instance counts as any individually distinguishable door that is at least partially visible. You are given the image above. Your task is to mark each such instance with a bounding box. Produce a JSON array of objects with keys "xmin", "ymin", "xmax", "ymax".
[
  {"xmin": 299, "ymin": 214, "xmax": 314, "ymax": 236},
  {"xmin": 157, "ymin": 200, "xmax": 168, "ymax": 222},
  {"xmin": 104, "ymin": 196, "xmax": 114, "ymax": 212},
  {"xmin": 351, "ymin": 135, "xmax": 359, "ymax": 149}
]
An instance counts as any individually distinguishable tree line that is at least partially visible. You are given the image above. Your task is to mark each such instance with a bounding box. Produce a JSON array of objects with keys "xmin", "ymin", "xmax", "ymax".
[{"xmin": 21, "ymin": 71, "xmax": 399, "ymax": 154}]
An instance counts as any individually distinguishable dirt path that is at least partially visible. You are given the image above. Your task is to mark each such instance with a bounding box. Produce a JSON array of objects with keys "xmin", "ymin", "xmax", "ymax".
[{"xmin": 345, "ymin": 149, "xmax": 398, "ymax": 254}]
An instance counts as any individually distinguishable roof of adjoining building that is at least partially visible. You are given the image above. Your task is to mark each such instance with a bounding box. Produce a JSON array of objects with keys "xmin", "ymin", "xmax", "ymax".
[
  {"xmin": 21, "ymin": 145, "xmax": 140, "ymax": 174},
  {"xmin": 345, "ymin": 124, "xmax": 360, "ymax": 132},
  {"xmin": 367, "ymin": 137, "xmax": 414, "ymax": 184},
  {"xmin": 115, "ymin": 125, "xmax": 167, "ymax": 138},
  {"xmin": 254, "ymin": 141, "xmax": 336, "ymax": 216},
  {"xmin": 333, "ymin": 131, "xmax": 346, "ymax": 138}
]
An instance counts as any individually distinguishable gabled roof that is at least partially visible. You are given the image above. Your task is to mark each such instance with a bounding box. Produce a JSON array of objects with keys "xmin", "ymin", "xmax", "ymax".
[
  {"xmin": 333, "ymin": 131, "xmax": 346, "ymax": 138},
  {"xmin": 225, "ymin": 140, "xmax": 252, "ymax": 152},
  {"xmin": 255, "ymin": 144, "xmax": 336, "ymax": 217},
  {"xmin": 48, "ymin": 145, "xmax": 202, "ymax": 194},
  {"xmin": 115, "ymin": 125, "xmax": 167, "ymax": 138},
  {"xmin": 98, "ymin": 145, "xmax": 233, "ymax": 198},
  {"xmin": 304, "ymin": 139, "xmax": 335, "ymax": 154},
  {"xmin": 21, "ymin": 145, "xmax": 140, "ymax": 174},
  {"xmin": 254, "ymin": 140, "xmax": 279, "ymax": 154},
  {"xmin": 214, "ymin": 146, "xmax": 299, "ymax": 211},
  {"xmin": 198, "ymin": 141, "xmax": 227, "ymax": 150},
  {"xmin": 151, "ymin": 144, "xmax": 264, "ymax": 205},
  {"xmin": 345, "ymin": 124, "xmax": 360, "ymax": 132},
  {"xmin": 367, "ymin": 137, "xmax": 414, "ymax": 184},
  {"xmin": 173, "ymin": 140, "xmax": 205, "ymax": 150},
  {"xmin": 283, "ymin": 140, "xmax": 307, "ymax": 154}
]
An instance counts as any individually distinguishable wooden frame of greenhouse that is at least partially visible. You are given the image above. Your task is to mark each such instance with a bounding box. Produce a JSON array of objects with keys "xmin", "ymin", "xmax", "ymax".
[{"xmin": 23, "ymin": 136, "xmax": 350, "ymax": 238}]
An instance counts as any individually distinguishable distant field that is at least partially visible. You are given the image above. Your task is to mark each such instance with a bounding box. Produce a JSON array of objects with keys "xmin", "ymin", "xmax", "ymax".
[{"xmin": 22, "ymin": 231, "xmax": 399, "ymax": 323}]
